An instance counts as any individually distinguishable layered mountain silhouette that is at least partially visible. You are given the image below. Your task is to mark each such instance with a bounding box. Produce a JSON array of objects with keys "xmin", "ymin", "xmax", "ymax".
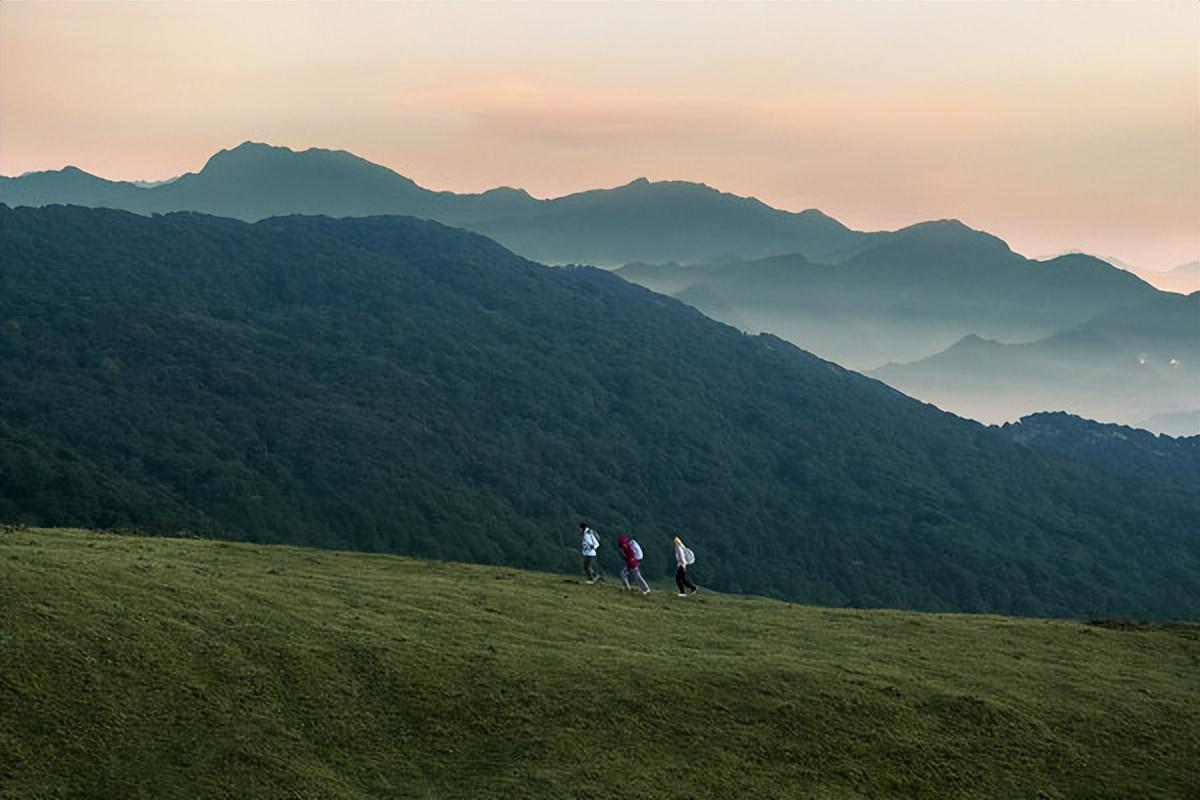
[
  {"xmin": 4, "ymin": 141, "xmax": 1191, "ymax": 434},
  {"xmin": 1, "ymin": 204, "xmax": 1196, "ymax": 617},
  {"xmin": 0, "ymin": 142, "xmax": 868, "ymax": 265},
  {"xmin": 871, "ymin": 292, "xmax": 1200, "ymax": 434},
  {"xmin": 1128, "ymin": 260, "xmax": 1200, "ymax": 295},
  {"xmin": 620, "ymin": 225, "xmax": 1163, "ymax": 370}
]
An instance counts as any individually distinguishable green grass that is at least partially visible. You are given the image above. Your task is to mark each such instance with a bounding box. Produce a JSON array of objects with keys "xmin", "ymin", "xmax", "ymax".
[{"xmin": 2, "ymin": 528, "xmax": 1197, "ymax": 799}]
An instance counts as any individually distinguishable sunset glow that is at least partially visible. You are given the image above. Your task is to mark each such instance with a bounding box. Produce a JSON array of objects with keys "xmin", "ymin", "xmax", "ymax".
[{"xmin": 1, "ymin": 1, "xmax": 1197, "ymax": 268}]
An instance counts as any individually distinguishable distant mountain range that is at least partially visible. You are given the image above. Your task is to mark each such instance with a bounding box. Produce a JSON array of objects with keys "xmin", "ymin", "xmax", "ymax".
[
  {"xmin": 2, "ymin": 204, "xmax": 1197, "ymax": 618},
  {"xmin": 1045, "ymin": 252, "xmax": 1200, "ymax": 295},
  {"xmin": 1133, "ymin": 261, "xmax": 1200, "ymax": 295},
  {"xmin": 619, "ymin": 226, "xmax": 1163, "ymax": 369},
  {"xmin": 0, "ymin": 141, "xmax": 870, "ymax": 265},
  {"xmin": 870, "ymin": 291, "xmax": 1199, "ymax": 431},
  {"xmin": 4, "ymin": 141, "xmax": 1194, "ymax": 434}
]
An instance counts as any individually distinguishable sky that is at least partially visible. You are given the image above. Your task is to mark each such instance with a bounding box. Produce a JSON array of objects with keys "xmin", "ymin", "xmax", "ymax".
[{"xmin": 1, "ymin": 1, "xmax": 1197, "ymax": 270}]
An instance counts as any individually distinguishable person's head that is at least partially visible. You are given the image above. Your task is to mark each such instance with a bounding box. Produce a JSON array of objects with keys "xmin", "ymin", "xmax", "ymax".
[
  {"xmin": 673, "ymin": 536, "xmax": 682, "ymax": 547},
  {"xmin": 579, "ymin": 522, "xmax": 587, "ymax": 531},
  {"xmin": 617, "ymin": 535, "xmax": 628, "ymax": 546}
]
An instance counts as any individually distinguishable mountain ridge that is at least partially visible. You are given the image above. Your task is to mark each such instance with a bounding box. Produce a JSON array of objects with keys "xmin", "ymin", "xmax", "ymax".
[
  {"xmin": 0, "ymin": 141, "xmax": 917, "ymax": 265},
  {"xmin": 623, "ymin": 235, "xmax": 1162, "ymax": 372},
  {"xmin": 871, "ymin": 292, "xmax": 1200, "ymax": 433}
]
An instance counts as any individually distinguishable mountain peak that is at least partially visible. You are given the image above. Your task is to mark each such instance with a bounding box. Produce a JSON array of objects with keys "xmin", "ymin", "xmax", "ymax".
[
  {"xmin": 1037, "ymin": 252, "xmax": 1116, "ymax": 269},
  {"xmin": 849, "ymin": 218, "xmax": 1015, "ymax": 268},
  {"xmin": 895, "ymin": 218, "xmax": 995, "ymax": 242},
  {"xmin": 203, "ymin": 141, "xmax": 294, "ymax": 166},
  {"xmin": 199, "ymin": 141, "xmax": 389, "ymax": 172}
]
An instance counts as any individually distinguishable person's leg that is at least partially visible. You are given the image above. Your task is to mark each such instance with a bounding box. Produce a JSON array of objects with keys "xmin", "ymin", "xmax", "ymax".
[
  {"xmin": 619, "ymin": 566, "xmax": 631, "ymax": 590},
  {"xmin": 675, "ymin": 566, "xmax": 687, "ymax": 594},
  {"xmin": 682, "ymin": 568, "xmax": 697, "ymax": 592},
  {"xmin": 583, "ymin": 556, "xmax": 596, "ymax": 582},
  {"xmin": 632, "ymin": 568, "xmax": 651, "ymax": 593}
]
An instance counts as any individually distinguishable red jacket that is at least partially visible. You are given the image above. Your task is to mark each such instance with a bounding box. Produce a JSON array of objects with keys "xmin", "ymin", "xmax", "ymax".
[{"xmin": 617, "ymin": 535, "xmax": 639, "ymax": 569}]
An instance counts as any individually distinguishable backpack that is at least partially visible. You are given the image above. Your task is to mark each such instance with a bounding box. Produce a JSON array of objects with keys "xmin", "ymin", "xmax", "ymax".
[
  {"xmin": 630, "ymin": 539, "xmax": 644, "ymax": 561},
  {"xmin": 683, "ymin": 547, "xmax": 695, "ymax": 566}
]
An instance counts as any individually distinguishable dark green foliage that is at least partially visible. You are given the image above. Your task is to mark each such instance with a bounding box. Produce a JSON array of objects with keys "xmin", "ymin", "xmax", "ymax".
[
  {"xmin": 0, "ymin": 204, "xmax": 1197, "ymax": 618},
  {"xmin": 1000, "ymin": 412, "xmax": 1199, "ymax": 483}
]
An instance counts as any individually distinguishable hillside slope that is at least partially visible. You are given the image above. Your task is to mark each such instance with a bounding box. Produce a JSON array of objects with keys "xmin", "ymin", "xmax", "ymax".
[
  {"xmin": 999, "ymin": 412, "xmax": 1200, "ymax": 483},
  {"xmin": 1, "ymin": 205, "xmax": 1197, "ymax": 619},
  {"xmin": 2, "ymin": 528, "xmax": 1198, "ymax": 800}
]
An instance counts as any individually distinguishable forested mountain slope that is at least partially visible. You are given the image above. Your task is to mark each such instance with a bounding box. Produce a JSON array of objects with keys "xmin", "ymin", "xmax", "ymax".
[{"xmin": 0, "ymin": 204, "xmax": 1196, "ymax": 617}]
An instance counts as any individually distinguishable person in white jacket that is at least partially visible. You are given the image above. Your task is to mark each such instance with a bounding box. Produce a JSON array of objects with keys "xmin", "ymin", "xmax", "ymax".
[
  {"xmin": 580, "ymin": 522, "xmax": 600, "ymax": 584},
  {"xmin": 673, "ymin": 536, "xmax": 698, "ymax": 596}
]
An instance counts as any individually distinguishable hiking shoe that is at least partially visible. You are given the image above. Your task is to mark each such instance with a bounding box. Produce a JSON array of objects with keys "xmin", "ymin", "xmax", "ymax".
[{"xmin": 642, "ymin": 589, "xmax": 652, "ymax": 595}]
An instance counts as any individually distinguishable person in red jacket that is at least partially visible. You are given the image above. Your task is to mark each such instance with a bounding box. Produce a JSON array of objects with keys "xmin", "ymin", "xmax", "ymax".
[{"xmin": 616, "ymin": 535, "xmax": 652, "ymax": 595}]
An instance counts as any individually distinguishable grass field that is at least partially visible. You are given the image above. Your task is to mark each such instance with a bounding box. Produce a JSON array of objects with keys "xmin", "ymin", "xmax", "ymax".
[{"xmin": 2, "ymin": 527, "xmax": 1197, "ymax": 799}]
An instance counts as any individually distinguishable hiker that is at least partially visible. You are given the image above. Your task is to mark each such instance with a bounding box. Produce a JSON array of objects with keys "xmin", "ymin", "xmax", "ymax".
[
  {"xmin": 580, "ymin": 522, "xmax": 600, "ymax": 584},
  {"xmin": 673, "ymin": 536, "xmax": 698, "ymax": 596},
  {"xmin": 617, "ymin": 535, "xmax": 652, "ymax": 595}
]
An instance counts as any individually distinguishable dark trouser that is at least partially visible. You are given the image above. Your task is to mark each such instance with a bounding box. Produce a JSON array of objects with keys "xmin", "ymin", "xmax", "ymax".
[
  {"xmin": 582, "ymin": 555, "xmax": 597, "ymax": 581},
  {"xmin": 676, "ymin": 565, "xmax": 696, "ymax": 593}
]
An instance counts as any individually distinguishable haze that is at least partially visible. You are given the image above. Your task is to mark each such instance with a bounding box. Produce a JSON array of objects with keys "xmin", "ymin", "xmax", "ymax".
[{"xmin": 1, "ymin": 1, "xmax": 1196, "ymax": 269}]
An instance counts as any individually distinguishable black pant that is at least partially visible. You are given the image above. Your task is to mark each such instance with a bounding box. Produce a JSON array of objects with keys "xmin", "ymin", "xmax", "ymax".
[
  {"xmin": 675, "ymin": 565, "xmax": 696, "ymax": 593},
  {"xmin": 583, "ymin": 555, "xmax": 597, "ymax": 581}
]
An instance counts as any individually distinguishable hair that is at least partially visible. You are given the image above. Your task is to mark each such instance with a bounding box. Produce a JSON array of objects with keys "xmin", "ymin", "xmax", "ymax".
[{"xmin": 579, "ymin": 522, "xmax": 588, "ymax": 529}]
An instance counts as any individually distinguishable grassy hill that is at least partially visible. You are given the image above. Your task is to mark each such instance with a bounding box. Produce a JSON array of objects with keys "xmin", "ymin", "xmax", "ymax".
[{"xmin": 3, "ymin": 528, "xmax": 1198, "ymax": 799}]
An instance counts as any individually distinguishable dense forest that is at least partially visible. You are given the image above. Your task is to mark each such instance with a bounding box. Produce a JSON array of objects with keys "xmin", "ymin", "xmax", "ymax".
[{"xmin": 0, "ymin": 204, "xmax": 1196, "ymax": 618}]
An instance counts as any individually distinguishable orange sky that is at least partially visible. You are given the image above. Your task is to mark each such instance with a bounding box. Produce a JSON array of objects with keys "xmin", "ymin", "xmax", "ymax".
[{"xmin": 1, "ymin": 1, "xmax": 1197, "ymax": 269}]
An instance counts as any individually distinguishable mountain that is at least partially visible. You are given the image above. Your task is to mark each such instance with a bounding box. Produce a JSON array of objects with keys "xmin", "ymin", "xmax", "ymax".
[
  {"xmin": 1130, "ymin": 260, "xmax": 1200, "ymax": 295},
  {"xmin": 1, "ymin": 204, "xmax": 1197, "ymax": 618},
  {"xmin": 5, "ymin": 527, "xmax": 1199, "ymax": 800},
  {"xmin": 1140, "ymin": 409, "xmax": 1200, "ymax": 439},
  {"xmin": 0, "ymin": 165, "xmax": 146, "ymax": 207},
  {"xmin": 619, "ymin": 223, "xmax": 1165, "ymax": 371},
  {"xmin": 871, "ymin": 292, "xmax": 1200, "ymax": 432},
  {"xmin": 0, "ymin": 141, "xmax": 870, "ymax": 265},
  {"xmin": 465, "ymin": 177, "xmax": 868, "ymax": 265},
  {"xmin": 999, "ymin": 412, "xmax": 1200, "ymax": 482}
]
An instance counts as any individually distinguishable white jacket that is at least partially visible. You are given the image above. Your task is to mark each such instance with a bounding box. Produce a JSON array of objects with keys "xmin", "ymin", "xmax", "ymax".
[
  {"xmin": 675, "ymin": 541, "xmax": 689, "ymax": 568},
  {"xmin": 581, "ymin": 529, "xmax": 599, "ymax": 557}
]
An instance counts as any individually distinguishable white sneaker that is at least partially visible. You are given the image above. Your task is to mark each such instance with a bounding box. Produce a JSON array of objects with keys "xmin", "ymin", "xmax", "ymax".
[
  {"xmin": 642, "ymin": 589, "xmax": 652, "ymax": 595},
  {"xmin": 677, "ymin": 593, "xmax": 687, "ymax": 597}
]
